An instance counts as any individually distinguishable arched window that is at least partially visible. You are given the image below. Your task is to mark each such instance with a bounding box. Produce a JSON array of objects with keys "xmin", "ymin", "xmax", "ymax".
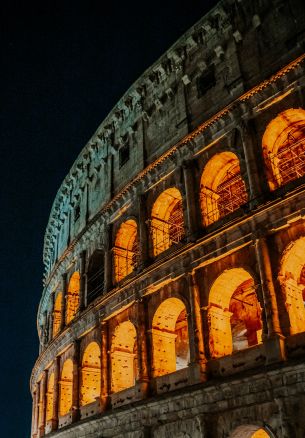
[
  {"xmin": 150, "ymin": 188, "xmax": 185, "ymax": 256},
  {"xmin": 152, "ymin": 297, "xmax": 189, "ymax": 377},
  {"xmin": 87, "ymin": 251, "xmax": 104, "ymax": 304},
  {"xmin": 65, "ymin": 272, "xmax": 80, "ymax": 324},
  {"xmin": 200, "ymin": 152, "xmax": 248, "ymax": 226},
  {"xmin": 52, "ymin": 293, "xmax": 62, "ymax": 337},
  {"xmin": 111, "ymin": 321, "xmax": 137, "ymax": 393},
  {"xmin": 80, "ymin": 342, "xmax": 101, "ymax": 406},
  {"xmin": 59, "ymin": 359, "xmax": 73, "ymax": 416},
  {"xmin": 279, "ymin": 236, "xmax": 305, "ymax": 334},
  {"xmin": 208, "ymin": 268, "xmax": 262, "ymax": 358},
  {"xmin": 262, "ymin": 108, "xmax": 305, "ymax": 190},
  {"xmin": 46, "ymin": 372, "xmax": 54, "ymax": 422},
  {"xmin": 113, "ymin": 220, "xmax": 138, "ymax": 283},
  {"xmin": 230, "ymin": 425, "xmax": 271, "ymax": 438}
]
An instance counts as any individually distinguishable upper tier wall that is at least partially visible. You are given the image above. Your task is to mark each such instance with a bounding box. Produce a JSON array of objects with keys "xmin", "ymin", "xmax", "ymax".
[{"xmin": 43, "ymin": 0, "xmax": 305, "ymax": 279}]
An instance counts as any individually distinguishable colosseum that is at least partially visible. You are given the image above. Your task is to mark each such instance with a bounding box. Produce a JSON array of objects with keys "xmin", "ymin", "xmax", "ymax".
[{"xmin": 31, "ymin": 1, "xmax": 305, "ymax": 437}]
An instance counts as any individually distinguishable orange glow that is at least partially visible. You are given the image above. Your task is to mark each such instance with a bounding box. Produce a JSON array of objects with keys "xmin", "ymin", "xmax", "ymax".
[
  {"xmin": 46, "ymin": 372, "xmax": 54, "ymax": 422},
  {"xmin": 152, "ymin": 297, "xmax": 189, "ymax": 377},
  {"xmin": 80, "ymin": 342, "xmax": 101, "ymax": 406},
  {"xmin": 279, "ymin": 236, "xmax": 305, "ymax": 334},
  {"xmin": 251, "ymin": 430, "xmax": 270, "ymax": 438},
  {"xmin": 200, "ymin": 152, "xmax": 248, "ymax": 226},
  {"xmin": 59, "ymin": 359, "xmax": 73, "ymax": 416},
  {"xmin": 65, "ymin": 272, "xmax": 80, "ymax": 324},
  {"xmin": 111, "ymin": 321, "xmax": 137, "ymax": 392},
  {"xmin": 262, "ymin": 108, "xmax": 305, "ymax": 190},
  {"xmin": 208, "ymin": 268, "xmax": 262, "ymax": 358},
  {"xmin": 150, "ymin": 188, "xmax": 185, "ymax": 256},
  {"xmin": 52, "ymin": 293, "xmax": 62, "ymax": 337},
  {"xmin": 113, "ymin": 220, "xmax": 138, "ymax": 283},
  {"xmin": 231, "ymin": 426, "xmax": 270, "ymax": 438}
]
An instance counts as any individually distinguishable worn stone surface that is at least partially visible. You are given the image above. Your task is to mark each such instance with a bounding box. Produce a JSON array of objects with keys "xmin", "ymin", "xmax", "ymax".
[{"xmin": 31, "ymin": 0, "xmax": 305, "ymax": 437}]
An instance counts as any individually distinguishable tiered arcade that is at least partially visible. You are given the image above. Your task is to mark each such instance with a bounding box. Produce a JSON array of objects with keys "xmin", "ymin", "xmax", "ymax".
[{"xmin": 31, "ymin": 1, "xmax": 305, "ymax": 437}]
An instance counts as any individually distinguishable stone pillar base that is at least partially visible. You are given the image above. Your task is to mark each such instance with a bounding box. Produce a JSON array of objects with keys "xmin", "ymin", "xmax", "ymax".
[{"xmin": 264, "ymin": 335, "xmax": 286, "ymax": 364}]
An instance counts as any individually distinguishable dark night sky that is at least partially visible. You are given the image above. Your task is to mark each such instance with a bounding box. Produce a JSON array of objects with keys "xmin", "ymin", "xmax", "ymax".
[{"xmin": 1, "ymin": 1, "xmax": 217, "ymax": 436}]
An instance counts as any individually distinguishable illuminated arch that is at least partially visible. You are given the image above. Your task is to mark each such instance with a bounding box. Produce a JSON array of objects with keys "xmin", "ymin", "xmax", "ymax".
[
  {"xmin": 46, "ymin": 372, "xmax": 54, "ymax": 422},
  {"xmin": 230, "ymin": 425, "xmax": 271, "ymax": 438},
  {"xmin": 208, "ymin": 268, "xmax": 262, "ymax": 358},
  {"xmin": 262, "ymin": 108, "xmax": 305, "ymax": 190},
  {"xmin": 65, "ymin": 272, "xmax": 80, "ymax": 324},
  {"xmin": 87, "ymin": 250, "xmax": 104, "ymax": 304},
  {"xmin": 200, "ymin": 151, "xmax": 248, "ymax": 226},
  {"xmin": 111, "ymin": 321, "xmax": 137, "ymax": 393},
  {"xmin": 59, "ymin": 359, "xmax": 73, "ymax": 416},
  {"xmin": 150, "ymin": 188, "xmax": 185, "ymax": 256},
  {"xmin": 80, "ymin": 342, "xmax": 101, "ymax": 406},
  {"xmin": 52, "ymin": 293, "xmax": 62, "ymax": 337},
  {"xmin": 279, "ymin": 236, "xmax": 305, "ymax": 334},
  {"xmin": 152, "ymin": 297, "xmax": 189, "ymax": 377},
  {"xmin": 113, "ymin": 219, "xmax": 138, "ymax": 283}
]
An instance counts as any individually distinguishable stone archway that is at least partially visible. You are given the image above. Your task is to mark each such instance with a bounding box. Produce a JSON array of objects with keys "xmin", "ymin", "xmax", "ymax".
[
  {"xmin": 199, "ymin": 151, "xmax": 248, "ymax": 226},
  {"xmin": 113, "ymin": 219, "xmax": 138, "ymax": 283},
  {"xmin": 152, "ymin": 297, "xmax": 189, "ymax": 377},
  {"xmin": 230, "ymin": 425, "xmax": 272, "ymax": 438},
  {"xmin": 208, "ymin": 268, "xmax": 262, "ymax": 358},
  {"xmin": 279, "ymin": 236, "xmax": 305, "ymax": 334},
  {"xmin": 262, "ymin": 108, "xmax": 305, "ymax": 190},
  {"xmin": 80, "ymin": 342, "xmax": 101, "ymax": 406},
  {"xmin": 150, "ymin": 188, "xmax": 185, "ymax": 256},
  {"xmin": 111, "ymin": 321, "xmax": 137, "ymax": 392}
]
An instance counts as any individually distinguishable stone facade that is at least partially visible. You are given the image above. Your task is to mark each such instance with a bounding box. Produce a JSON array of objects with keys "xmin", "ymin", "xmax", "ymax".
[{"xmin": 31, "ymin": 0, "xmax": 305, "ymax": 437}]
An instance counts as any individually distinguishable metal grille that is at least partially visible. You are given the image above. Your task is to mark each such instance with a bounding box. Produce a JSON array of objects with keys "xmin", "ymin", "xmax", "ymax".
[
  {"xmin": 150, "ymin": 200, "xmax": 185, "ymax": 255},
  {"xmin": 268, "ymin": 132, "xmax": 305, "ymax": 186},
  {"xmin": 113, "ymin": 238, "xmax": 139, "ymax": 283},
  {"xmin": 87, "ymin": 266, "xmax": 105, "ymax": 304},
  {"xmin": 201, "ymin": 168, "xmax": 248, "ymax": 225}
]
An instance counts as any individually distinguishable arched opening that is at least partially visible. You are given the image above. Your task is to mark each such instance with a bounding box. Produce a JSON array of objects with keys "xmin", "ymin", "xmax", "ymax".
[
  {"xmin": 111, "ymin": 321, "xmax": 137, "ymax": 392},
  {"xmin": 65, "ymin": 272, "xmax": 80, "ymax": 324},
  {"xmin": 152, "ymin": 297, "xmax": 189, "ymax": 377},
  {"xmin": 262, "ymin": 108, "xmax": 305, "ymax": 190},
  {"xmin": 52, "ymin": 293, "xmax": 62, "ymax": 337},
  {"xmin": 113, "ymin": 219, "xmax": 138, "ymax": 283},
  {"xmin": 208, "ymin": 268, "xmax": 262, "ymax": 358},
  {"xmin": 46, "ymin": 372, "xmax": 54, "ymax": 422},
  {"xmin": 150, "ymin": 188, "xmax": 185, "ymax": 256},
  {"xmin": 87, "ymin": 250, "xmax": 104, "ymax": 304},
  {"xmin": 59, "ymin": 359, "xmax": 73, "ymax": 416},
  {"xmin": 230, "ymin": 425, "xmax": 271, "ymax": 438},
  {"xmin": 200, "ymin": 151, "xmax": 248, "ymax": 226},
  {"xmin": 80, "ymin": 342, "xmax": 101, "ymax": 406},
  {"xmin": 279, "ymin": 236, "xmax": 305, "ymax": 334}
]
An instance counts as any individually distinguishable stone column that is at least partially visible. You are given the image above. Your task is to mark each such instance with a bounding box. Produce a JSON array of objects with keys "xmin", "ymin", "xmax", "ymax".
[
  {"xmin": 187, "ymin": 273, "xmax": 208, "ymax": 382},
  {"xmin": 138, "ymin": 194, "xmax": 149, "ymax": 269},
  {"xmin": 48, "ymin": 294, "xmax": 55, "ymax": 341},
  {"xmin": 135, "ymin": 299, "xmax": 149, "ymax": 394},
  {"xmin": 71, "ymin": 340, "xmax": 80, "ymax": 422},
  {"xmin": 35, "ymin": 382, "xmax": 41, "ymax": 438},
  {"xmin": 182, "ymin": 160, "xmax": 200, "ymax": 240},
  {"xmin": 255, "ymin": 236, "xmax": 285, "ymax": 362},
  {"xmin": 31, "ymin": 387, "xmax": 38, "ymax": 438},
  {"xmin": 240, "ymin": 120, "xmax": 264, "ymax": 206},
  {"xmin": 51, "ymin": 357, "xmax": 60, "ymax": 431},
  {"xmin": 100, "ymin": 321, "xmax": 109, "ymax": 410},
  {"xmin": 39, "ymin": 370, "xmax": 48, "ymax": 437},
  {"xmin": 79, "ymin": 250, "xmax": 86, "ymax": 311},
  {"xmin": 104, "ymin": 225, "xmax": 113, "ymax": 293},
  {"xmin": 60, "ymin": 273, "xmax": 67, "ymax": 330}
]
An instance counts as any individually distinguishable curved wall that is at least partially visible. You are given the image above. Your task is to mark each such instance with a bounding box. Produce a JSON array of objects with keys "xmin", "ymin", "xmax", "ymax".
[{"xmin": 32, "ymin": 1, "xmax": 305, "ymax": 437}]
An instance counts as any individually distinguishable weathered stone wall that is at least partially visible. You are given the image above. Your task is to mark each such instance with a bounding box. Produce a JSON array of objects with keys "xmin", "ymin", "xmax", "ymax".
[{"xmin": 31, "ymin": 0, "xmax": 305, "ymax": 437}]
